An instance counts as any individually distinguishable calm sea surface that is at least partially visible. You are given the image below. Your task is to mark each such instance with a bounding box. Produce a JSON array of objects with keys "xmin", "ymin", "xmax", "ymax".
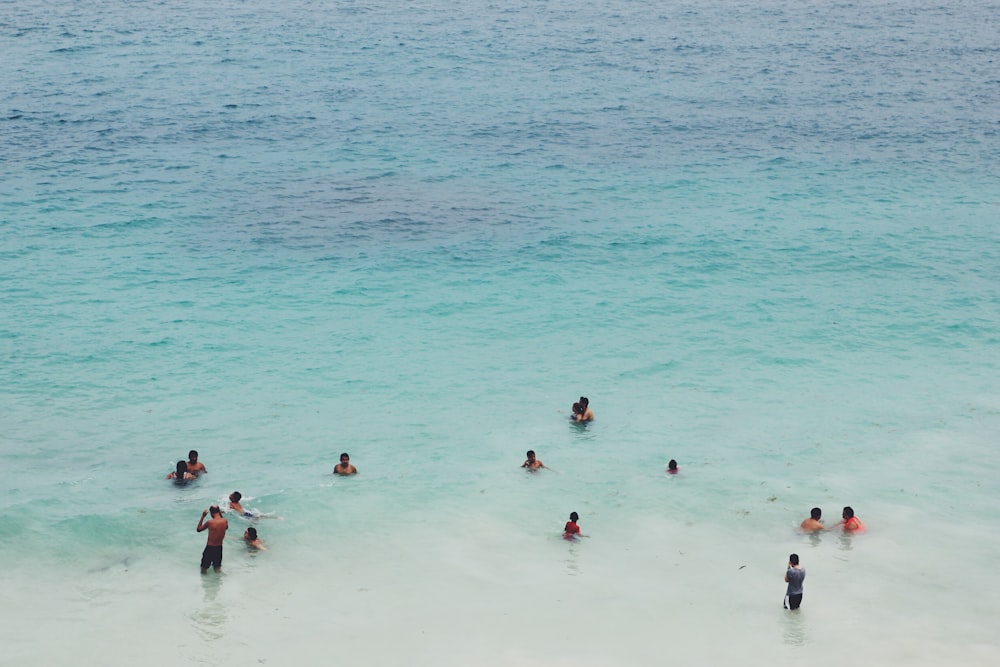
[{"xmin": 2, "ymin": 0, "xmax": 999, "ymax": 665}]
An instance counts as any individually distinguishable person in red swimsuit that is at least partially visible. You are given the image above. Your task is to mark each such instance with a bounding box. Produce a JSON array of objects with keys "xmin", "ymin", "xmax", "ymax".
[
  {"xmin": 563, "ymin": 511, "xmax": 583, "ymax": 540},
  {"xmin": 835, "ymin": 506, "xmax": 866, "ymax": 532}
]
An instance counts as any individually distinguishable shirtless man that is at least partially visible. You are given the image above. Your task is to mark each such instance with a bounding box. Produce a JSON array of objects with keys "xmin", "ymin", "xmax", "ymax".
[
  {"xmin": 187, "ymin": 450, "xmax": 206, "ymax": 475},
  {"xmin": 333, "ymin": 452, "xmax": 358, "ymax": 475},
  {"xmin": 197, "ymin": 505, "xmax": 229, "ymax": 573},
  {"xmin": 575, "ymin": 396, "xmax": 595, "ymax": 422},
  {"xmin": 228, "ymin": 491, "xmax": 253, "ymax": 517},
  {"xmin": 522, "ymin": 450, "xmax": 546, "ymax": 471},
  {"xmin": 800, "ymin": 507, "xmax": 824, "ymax": 532}
]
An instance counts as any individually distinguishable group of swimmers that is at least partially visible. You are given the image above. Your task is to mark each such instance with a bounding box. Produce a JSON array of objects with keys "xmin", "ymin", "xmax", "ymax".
[
  {"xmin": 164, "ymin": 450, "xmax": 269, "ymax": 573},
  {"xmin": 167, "ymin": 449, "xmax": 362, "ymax": 573},
  {"xmin": 783, "ymin": 507, "xmax": 866, "ymax": 610},
  {"xmin": 171, "ymin": 398, "xmax": 867, "ymax": 587}
]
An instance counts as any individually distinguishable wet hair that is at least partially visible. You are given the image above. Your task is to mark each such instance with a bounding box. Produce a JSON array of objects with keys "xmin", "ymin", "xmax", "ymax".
[
  {"xmin": 569, "ymin": 511, "xmax": 579, "ymax": 522},
  {"xmin": 209, "ymin": 505, "xmax": 222, "ymax": 516},
  {"xmin": 789, "ymin": 553, "xmax": 799, "ymax": 566},
  {"xmin": 579, "ymin": 397, "xmax": 589, "ymax": 407},
  {"xmin": 246, "ymin": 527, "xmax": 258, "ymax": 540},
  {"xmin": 526, "ymin": 450, "xmax": 535, "ymax": 457},
  {"xmin": 843, "ymin": 506, "xmax": 855, "ymax": 519},
  {"xmin": 188, "ymin": 450, "xmax": 198, "ymax": 460},
  {"xmin": 230, "ymin": 491, "xmax": 242, "ymax": 502},
  {"xmin": 340, "ymin": 452, "xmax": 350, "ymax": 460},
  {"xmin": 810, "ymin": 507, "xmax": 822, "ymax": 520},
  {"xmin": 175, "ymin": 460, "xmax": 188, "ymax": 477},
  {"xmin": 572, "ymin": 402, "xmax": 583, "ymax": 415},
  {"xmin": 668, "ymin": 459, "xmax": 678, "ymax": 470}
]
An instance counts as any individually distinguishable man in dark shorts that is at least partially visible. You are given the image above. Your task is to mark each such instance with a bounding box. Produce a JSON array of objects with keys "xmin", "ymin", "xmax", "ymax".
[
  {"xmin": 784, "ymin": 553, "xmax": 805, "ymax": 610},
  {"xmin": 197, "ymin": 505, "xmax": 228, "ymax": 573}
]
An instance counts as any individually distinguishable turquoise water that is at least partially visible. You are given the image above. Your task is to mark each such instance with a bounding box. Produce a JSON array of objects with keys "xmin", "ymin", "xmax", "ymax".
[{"xmin": 2, "ymin": 0, "xmax": 999, "ymax": 664}]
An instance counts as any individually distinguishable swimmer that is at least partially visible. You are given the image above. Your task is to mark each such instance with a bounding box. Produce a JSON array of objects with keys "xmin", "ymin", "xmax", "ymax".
[
  {"xmin": 522, "ymin": 450, "xmax": 546, "ymax": 471},
  {"xmin": 186, "ymin": 450, "xmax": 206, "ymax": 475},
  {"xmin": 228, "ymin": 491, "xmax": 255, "ymax": 518},
  {"xmin": 800, "ymin": 507, "xmax": 824, "ymax": 532},
  {"xmin": 666, "ymin": 459, "xmax": 679, "ymax": 474},
  {"xmin": 563, "ymin": 511, "xmax": 585, "ymax": 539},
  {"xmin": 834, "ymin": 506, "xmax": 866, "ymax": 532},
  {"xmin": 573, "ymin": 396, "xmax": 594, "ymax": 422},
  {"xmin": 244, "ymin": 527, "xmax": 266, "ymax": 551},
  {"xmin": 197, "ymin": 505, "xmax": 228, "ymax": 574},
  {"xmin": 333, "ymin": 452, "xmax": 358, "ymax": 475},
  {"xmin": 166, "ymin": 460, "xmax": 196, "ymax": 482}
]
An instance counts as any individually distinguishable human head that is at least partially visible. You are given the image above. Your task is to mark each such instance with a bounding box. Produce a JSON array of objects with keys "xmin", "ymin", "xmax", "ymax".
[
  {"xmin": 340, "ymin": 453, "xmax": 350, "ymax": 463},
  {"xmin": 810, "ymin": 507, "xmax": 822, "ymax": 520},
  {"xmin": 230, "ymin": 491, "xmax": 242, "ymax": 503},
  {"xmin": 569, "ymin": 511, "xmax": 579, "ymax": 522},
  {"xmin": 579, "ymin": 397, "xmax": 589, "ymax": 408},
  {"xmin": 209, "ymin": 505, "xmax": 221, "ymax": 516},
  {"xmin": 789, "ymin": 553, "xmax": 799, "ymax": 566},
  {"xmin": 668, "ymin": 459, "xmax": 678, "ymax": 471},
  {"xmin": 843, "ymin": 506, "xmax": 854, "ymax": 519},
  {"xmin": 526, "ymin": 450, "xmax": 536, "ymax": 460},
  {"xmin": 188, "ymin": 450, "xmax": 199, "ymax": 462},
  {"xmin": 175, "ymin": 460, "xmax": 188, "ymax": 476},
  {"xmin": 245, "ymin": 527, "xmax": 258, "ymax": 540}
]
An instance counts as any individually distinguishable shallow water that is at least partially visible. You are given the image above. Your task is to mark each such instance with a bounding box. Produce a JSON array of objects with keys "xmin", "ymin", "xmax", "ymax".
[{"xmin": 2, "ymin": 0, "xmax": 999, "ymax": 664}]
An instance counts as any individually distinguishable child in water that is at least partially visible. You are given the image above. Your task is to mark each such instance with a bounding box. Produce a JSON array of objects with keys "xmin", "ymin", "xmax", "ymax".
[{"xmin": 563, "ymin": 511, "xmax": 584, "ymax": 540}]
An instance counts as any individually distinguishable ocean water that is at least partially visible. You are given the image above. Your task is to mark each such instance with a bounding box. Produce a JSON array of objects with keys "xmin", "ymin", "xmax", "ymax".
[{"xmin": 2, "ymin": 0, "xmax": 999, "ymax": 664}]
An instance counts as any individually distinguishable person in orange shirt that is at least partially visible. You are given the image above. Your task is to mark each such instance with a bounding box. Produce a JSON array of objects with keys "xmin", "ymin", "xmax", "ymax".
[
  {"xmin": 563, "ymin": 511, "xmax": 585, "ymax": 540},
  {"xmin": 835, "ymin": 506, "xmax": 866, "ymax": 532}
]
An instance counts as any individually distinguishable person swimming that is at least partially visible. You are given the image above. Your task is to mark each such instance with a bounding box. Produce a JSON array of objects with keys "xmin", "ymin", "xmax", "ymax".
[
  {"xmin": 563, "ymin": 511, "xmax": 583, "ymax": 540},
  {"xmin": 666, "ymin": 459, "xmax": 679, "ymax": 474},
  {"xmin": 800, "ymin": 507, "xmax": 824, "ymax": 532},
  {"xmin": 835, "ymin": 506, "xmax": 866, "ymax": 532},
  {"xmin": 573, "ymin": 397, "xmax": 594, "ymax": 422},
  {"xmin": 228, "ymin": 491, "xmax": 256, "ymax": 518},
  {"xmin": 522, "ymin": 450, "xmax": 546, "ymax": 471},
  {"xmin": 244, "ymin": 526, "xmax": 266, "ymax": 550}
]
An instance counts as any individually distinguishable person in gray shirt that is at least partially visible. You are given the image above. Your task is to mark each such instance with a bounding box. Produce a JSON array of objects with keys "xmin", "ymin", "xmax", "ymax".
[{"xmin": 784, "ymin": 553, "xmax": 805, "ymax": 610}]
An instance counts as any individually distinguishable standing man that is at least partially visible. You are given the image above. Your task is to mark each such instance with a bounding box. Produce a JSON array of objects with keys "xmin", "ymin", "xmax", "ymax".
[
  {"xmin": 197, "ymin": 505, "xmax": 228, "ymax": 574},
  {"xmin": 784, "ymin": 554, "xmax": 805, "ymax": 610}
]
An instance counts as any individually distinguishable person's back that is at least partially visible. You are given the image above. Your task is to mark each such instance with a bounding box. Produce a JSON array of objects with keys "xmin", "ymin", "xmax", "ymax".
[
  {"xmin": 167, "ymin": 460, "xmax": 195, "ymax": 482},
  {"xmin": 563, "ymin": 511, "xmax": 582, "ymax": 539},
  {"xmin": 800, "ymin": 507, "xmax": 823, "ymax": 532}
]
